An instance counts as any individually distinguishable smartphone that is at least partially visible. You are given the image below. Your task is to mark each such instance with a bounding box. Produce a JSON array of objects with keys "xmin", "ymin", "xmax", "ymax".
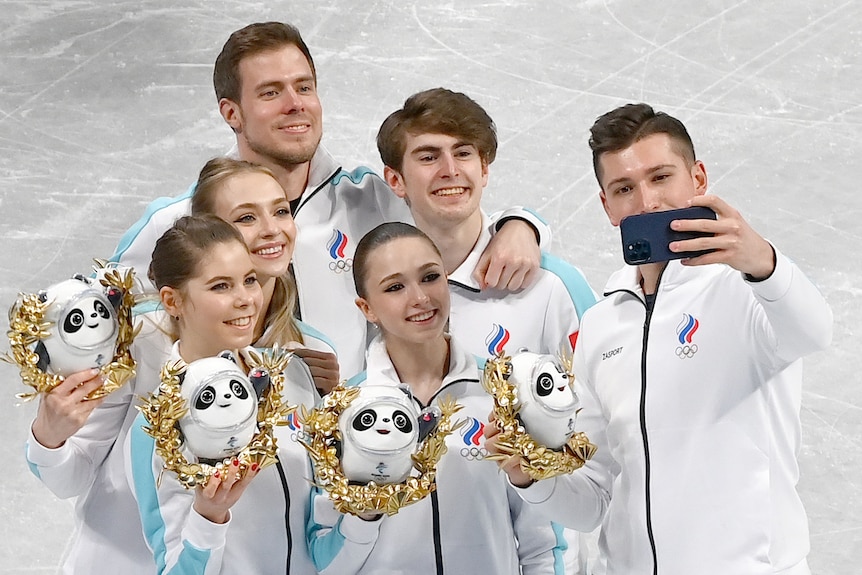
[{"xmin": 619, "ymin": 206, "xmax": 717, "ymax": 265}]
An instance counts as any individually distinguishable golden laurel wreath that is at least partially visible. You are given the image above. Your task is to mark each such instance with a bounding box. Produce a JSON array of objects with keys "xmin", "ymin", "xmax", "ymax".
[
  {"xmin": 138, "ymin": 346, "xmax": 296, "ymax": 489},
  {"xmin": 482, "ymin": 349, "xmax": 597, "ymax": 481},
  {"xmin": 299, "ymin": 383, "xmax": 464, "ymax": 517},
  {"xmin": 3, "ymin": 262, "xmax": 139, "ymax": 401}
]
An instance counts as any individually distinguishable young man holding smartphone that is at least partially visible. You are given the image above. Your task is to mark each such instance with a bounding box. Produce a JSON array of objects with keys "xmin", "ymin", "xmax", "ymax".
[{"xmin": 487, "ymin": 103, "xmax": 833, "ymax": 575}]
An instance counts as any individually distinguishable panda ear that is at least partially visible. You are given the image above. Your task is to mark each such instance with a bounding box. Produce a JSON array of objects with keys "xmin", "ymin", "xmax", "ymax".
[
  {"xmin": 417, "ymin": 406, "xmax": 441, "ymax": 443},
  {"xmin": 248, "ymin": 367, "xmax": 271, "ymax": 399},
  {"xmin": 34, "ymin": 341, "xmax": 50, "ymax": 372},
  {"xmin": 397, "ymin": 384, "xmax": 413, "ymax": 400},
  {"xmin": 37, "ymin": 290, "xmax": 48, "ymax": 303},
  {"xmin": 502, "ymin": 360, "xmax": 513, "ymax": 380},
  {"xmin": 176, "ymin": 371, "xmax": 186, "ymax": 387},
  {"xmin": 72, "ymin": 273, "xmax": 91, "ymax": 285},
  {"xmin": 218, "ymin": 350, "xmax": 237, "ymax": 364},
  {"xmin": 106, "ymin": 286, "xmax": 123, "ymax": 310}
]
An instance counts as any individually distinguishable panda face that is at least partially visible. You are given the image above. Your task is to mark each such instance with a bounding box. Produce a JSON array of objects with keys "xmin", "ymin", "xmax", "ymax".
[
  {"xmin": 58, "ymin": 295, "xmax": 117, "ymax": 350},
  {"xmin": 349, "ymin": 402, "xmax": 416, "ymax": 453},
  {"xmin": 190, "ymin": 373, "xmax": 256, "ymax": 431},
  {"xmin": 531, "ymin": 359, "xmax": 578, "ymax": 412}
]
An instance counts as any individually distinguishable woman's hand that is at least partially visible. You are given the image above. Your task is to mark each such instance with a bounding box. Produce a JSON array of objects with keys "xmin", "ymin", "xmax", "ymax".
[
  {"xmin": 31, "ymin": 368, "xmax": 106, "ymax": 449},
  {"xmin": 193, "ymin": 459, "xmax": 260, "ymax": 525},
  {"xmin": 484, "ymin": 411, "xmax": 534, "ymax": 488}
]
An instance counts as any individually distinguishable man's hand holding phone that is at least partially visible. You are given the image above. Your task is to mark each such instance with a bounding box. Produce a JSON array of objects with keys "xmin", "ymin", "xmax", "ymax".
[
  {"xmin": 673, "ymin": 195, "xmax": 776, "ymax": 280},
  {"xmin": 619, "ymin": 195, "xmax": 775, "ymax": 280}
]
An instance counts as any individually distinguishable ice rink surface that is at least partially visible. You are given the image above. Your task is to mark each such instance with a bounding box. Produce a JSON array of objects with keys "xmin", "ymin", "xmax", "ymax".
[{"xmin": 0, "ymin": 1, "xmax": 858, "ymax": 573}]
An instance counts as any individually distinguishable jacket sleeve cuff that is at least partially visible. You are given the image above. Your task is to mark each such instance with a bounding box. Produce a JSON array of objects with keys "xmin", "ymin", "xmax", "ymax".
[
  {"xmin": 508, "ymin": 475, "xmax": 557, "ymax": 504},
  {"xmin": 26, "ymin": 425, "xmax": 72, "ymax": 467},
  {"xmin": 337, "ymin": 513, "xmax": 385, "ymax": 544},
  {"xmin": 492, "ymin": 207, "xmax": 551, "ymax": 250},
  {"xmin": 745, "ymin": 244, "xmax": 792, "ymax": 302},
  {"xmin": 185, "ymin": 509, "xmax": 231, "ymax": 551}
]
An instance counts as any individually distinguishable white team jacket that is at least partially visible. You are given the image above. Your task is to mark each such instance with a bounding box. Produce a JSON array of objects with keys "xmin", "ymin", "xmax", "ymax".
[
  {"xmin": 24, "ymin": 310, "xmax": 333, "ymax": 575},
  {"xmin": 516, "ymin": 248, "xmax": 833, "ymax": 575},
  {"xmin": 126, "ymin": 342, "xmax": 321, "ymax": 575},
  {"xmin": 446, "ymin": 213, "xmax": 597, "ymax": 575},
  {"xmin": 24, "ymin": 314, "xmax": 173, "ymax": 575},
  {"xmin": 109, "ymin": 146, "xmax": 550, "ymax": 379},
  {"xmin": 448, "ymin": 212, "xmax": 596, "ymax": 360},
  {"xmin": 307, "ymin": 335, "xmax": 566, "ymax": 574}
]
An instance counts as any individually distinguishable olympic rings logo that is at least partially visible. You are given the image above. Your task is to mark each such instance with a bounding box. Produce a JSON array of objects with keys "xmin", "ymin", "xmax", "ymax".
[
  {"xmin": 675, "ymin": 344, "xmax": 698, "ymax": 359},
  {"xmin": 460, "ymin": 446, "xmax": 488, "ymax": 461},
  {"xmin": 329, "ymin": 258, "xmax": 353, "ymax": 273}
]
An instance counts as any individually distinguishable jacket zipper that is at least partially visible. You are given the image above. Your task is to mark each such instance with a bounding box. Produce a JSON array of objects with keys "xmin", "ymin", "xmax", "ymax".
[
  {"xmin": 420, "ymin": 376, "xmax": 479, "ymax": 575},
  {"xmin": 641, "ymin": 294, "xmax": 658, "ymax": 575},
  {"xmin": 604, "ymin": 278, "xmax": 664, "ymax": 572},
  {"xmin": 292, "ymin": 165, "xmax": 340, "ymax": 217},
  {"xmin": 290, "ymin": 165, "xmax": 341, "ymax": 323},
  {"xmin": 275, "ymin": 457, "xmax": 292, "ymax": 573}
]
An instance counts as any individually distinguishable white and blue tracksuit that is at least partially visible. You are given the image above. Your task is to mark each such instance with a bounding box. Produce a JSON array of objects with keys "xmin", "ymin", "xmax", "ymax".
[
  {"xmin": 24, "ymin": 308, "xmax": 333, "ymax": 575},
  {"xmin": 445, "ymin": 212, "xmax": 598, "ymax": 575},
  {"xmin": 307, "ymin": 335, "xmax": 566, "ymax": 575},
  {"xmin": 109, "ymin": 146, "xmax": 551, "ymax": 379},
  {"xmin": 126, "ymin": 342, "xmax": 321, "ymax": 575}
]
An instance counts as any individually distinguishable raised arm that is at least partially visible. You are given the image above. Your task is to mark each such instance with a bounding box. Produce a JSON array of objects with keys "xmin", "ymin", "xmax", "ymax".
[
  {"xmin": 674, "ymin": 194, "xmax": 832, "ymax": 360},
  {"xmin": 26, "ymin": 369, "xmax": 127, "ymax": 499}
]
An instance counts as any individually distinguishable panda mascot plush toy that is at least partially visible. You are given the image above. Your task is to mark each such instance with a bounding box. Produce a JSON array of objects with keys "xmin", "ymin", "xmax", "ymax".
[
  {"xmin": 177, "ymin": 356, "xmax": 259, "ymax": 462},
  {"xmin": 507, "ymin": 350, "xmax": 580, "ymax": 450},
  {"xmin": 35, "ymin": 274, "xmax": 123, "ymax": 377},
  {"xmin": 338, "ymin": 385, "xmax": 438, "ymax": 485}
]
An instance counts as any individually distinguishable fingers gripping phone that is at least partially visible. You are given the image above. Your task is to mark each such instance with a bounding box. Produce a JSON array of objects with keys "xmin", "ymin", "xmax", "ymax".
[{"xmin": 619, "ymin": 206, "xmax": 717, "ymax": 265}]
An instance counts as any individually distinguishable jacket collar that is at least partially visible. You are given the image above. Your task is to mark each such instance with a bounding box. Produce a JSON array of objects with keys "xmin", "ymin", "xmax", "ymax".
[
  {"xmin": 446, "ymin": 211, "xmax": 492, "ymax": 292},
  {"xmin": 307, "ymin": 145, "xmax": 340, "ymax": 191},
  {"xmin": 604, "ymin": 259, "xmax": 706, "ymax": 297},
  {"xmin": 365, "ymin": 334, "xmax": 479, "ymax": 387}
]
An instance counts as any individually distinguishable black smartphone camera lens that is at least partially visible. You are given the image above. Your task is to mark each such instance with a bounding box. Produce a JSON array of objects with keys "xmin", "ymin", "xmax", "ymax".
[{"xmin": 626, "ymin": 239, "xmax": 651, "ymax": 264}]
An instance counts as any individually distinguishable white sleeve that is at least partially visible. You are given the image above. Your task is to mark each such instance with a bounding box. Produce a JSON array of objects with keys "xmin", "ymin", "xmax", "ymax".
[
  {"xmin": 127, "ymin": 412, "xmax": 229, "ymax": 575},
  {"xmin": 540, "ymin": 253, "xmax": 599, "ymax": 353},
  {"xmin": 506, "ymin": 483, "xmax": 566, "ymax": 574},
  {"xmin": 109, "ymin": 188, "xmax": 194, "ymax": 292},
  {"xmin": 511, "ymin": 338, "xmax": 615, "ymax": 533},
  {"xmin": 488, "ymin": 206, "xmax": 552, "ymax": 251},
  {"xmin": 25, "ymin": 375, "xmax": 135, "ymax": 499},
  {"xmin": 747, "ymin": 245, "xmax": 833, "ymax": 364},
  {"xmin": 306, "ymin": 486, "xmax": 384, "ymax": 575}
]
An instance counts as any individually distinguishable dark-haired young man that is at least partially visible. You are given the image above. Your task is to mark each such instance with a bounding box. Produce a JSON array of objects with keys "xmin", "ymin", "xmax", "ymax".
[{"xmin": 490, "ymin": 103, "xmax": 832, "ymax": 575}]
